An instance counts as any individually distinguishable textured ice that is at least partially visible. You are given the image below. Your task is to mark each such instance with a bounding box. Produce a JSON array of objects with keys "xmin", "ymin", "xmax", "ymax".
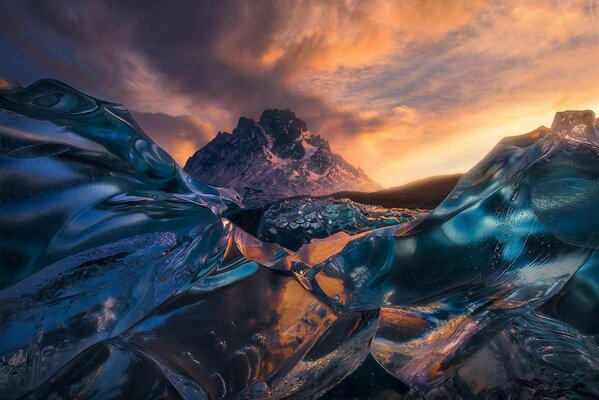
[
  {"xmin": 247, "ymin": 197, "xmax": 426, "ymax": 251},
  {"xmin": 1, "ymin": 80, "xmax": 598, "ymax": 399}
]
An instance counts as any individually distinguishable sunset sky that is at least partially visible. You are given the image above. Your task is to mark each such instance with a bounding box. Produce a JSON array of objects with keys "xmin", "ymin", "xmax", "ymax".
[{"xmin": 1, "ymin": 0, "xmax": 599, "ymax": 187}]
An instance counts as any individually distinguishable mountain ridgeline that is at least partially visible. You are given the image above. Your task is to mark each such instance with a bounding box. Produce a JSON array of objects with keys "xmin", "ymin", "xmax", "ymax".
[{"xmin": 184, "ymin": 109, "xmax": 381, "ymax": 205}]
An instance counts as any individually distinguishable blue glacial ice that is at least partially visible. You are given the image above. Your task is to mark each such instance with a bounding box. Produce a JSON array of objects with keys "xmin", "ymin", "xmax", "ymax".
[{"xmin": 0, "ymin": 80, "xmax": 598, "ymax": 399}]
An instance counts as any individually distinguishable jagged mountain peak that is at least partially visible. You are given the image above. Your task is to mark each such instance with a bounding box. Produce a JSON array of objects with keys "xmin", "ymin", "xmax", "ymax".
[
  {"xmin": 184, "ymin": 108, "xmax": 381, "ymax": 205},
  {"xmin": 260, "ymin": 108, "xmax": 307, "ymax": 138}
]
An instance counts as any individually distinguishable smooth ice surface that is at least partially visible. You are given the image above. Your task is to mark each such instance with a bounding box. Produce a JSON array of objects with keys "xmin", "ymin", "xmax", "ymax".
[{"xmin": 1, "ymin": 80, "xmax": 598, "ymax": 399}]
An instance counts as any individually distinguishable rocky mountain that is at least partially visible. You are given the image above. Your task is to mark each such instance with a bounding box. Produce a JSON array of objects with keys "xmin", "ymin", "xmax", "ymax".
[{"xmin": 184, "ymin": 109, "xmax": 381, "ymax": 205}]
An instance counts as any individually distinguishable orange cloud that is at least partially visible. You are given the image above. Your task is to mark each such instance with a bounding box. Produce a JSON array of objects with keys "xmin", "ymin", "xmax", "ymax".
[
  {"xmin": 242, "ymin": 0, "xmax": 484, "ymax": 78},
  {"xmin": 276, "ymin": 0, "xmax": 599, "ymax": 187}
]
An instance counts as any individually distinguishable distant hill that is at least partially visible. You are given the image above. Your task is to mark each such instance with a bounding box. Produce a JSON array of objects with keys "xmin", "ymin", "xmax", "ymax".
[{"xmin": 328, "ymin": 173, "xmax": 463, "ymax": 209}]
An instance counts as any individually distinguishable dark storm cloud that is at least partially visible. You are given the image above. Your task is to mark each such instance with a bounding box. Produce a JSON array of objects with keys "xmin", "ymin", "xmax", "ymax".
[
  {"xmin": 3, "ymin": 3, "xmax": 333, "ymax": 115},
  {"xmin": 0, "ymin": 0, "xmax": 387, "ymax": 160}
]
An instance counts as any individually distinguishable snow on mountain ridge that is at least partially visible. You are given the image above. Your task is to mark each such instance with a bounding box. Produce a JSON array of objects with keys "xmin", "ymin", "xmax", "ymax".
[{"xmin": 184, "ymin": 108, "xmax": 381, "ymax": 205}]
